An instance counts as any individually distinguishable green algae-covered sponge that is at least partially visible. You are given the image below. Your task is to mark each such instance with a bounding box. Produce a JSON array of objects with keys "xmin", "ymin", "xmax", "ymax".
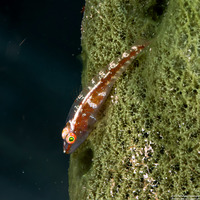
[{"xmin": 68, "ymin": 0, "xmax": 200, "ymax": 199}]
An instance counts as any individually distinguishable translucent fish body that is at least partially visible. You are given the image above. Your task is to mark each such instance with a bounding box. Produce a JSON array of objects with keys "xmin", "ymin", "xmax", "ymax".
[{"xmin": 62, "ymin": 44, "xmax": 146, "ymax": 154}]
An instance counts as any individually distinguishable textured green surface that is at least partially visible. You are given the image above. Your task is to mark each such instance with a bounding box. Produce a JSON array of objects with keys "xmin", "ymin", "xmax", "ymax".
[{"xmin": 69, "ymin": 0, "xmax": 200, "ymax": 199}]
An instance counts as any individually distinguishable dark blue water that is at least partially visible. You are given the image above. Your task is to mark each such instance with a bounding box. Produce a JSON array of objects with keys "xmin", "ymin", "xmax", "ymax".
[{"xmin": 0, "ymin": 1, "xmax": 83, "ymax": 199}]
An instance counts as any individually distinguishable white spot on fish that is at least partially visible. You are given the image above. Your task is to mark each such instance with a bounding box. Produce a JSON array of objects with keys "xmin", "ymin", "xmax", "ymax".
[
  {"xmin": 108, "ymin": 61, "xmax": 117, "ymax": 70},
  {"xmin": 87, "ymin": 98, "xmax": 97, "ymax": 108},
  {"xmin": 131, "ymin": 46, "xmax": 138, "ymax": 51},
  {"xmin": 122, "ymin": 52, "xmax": 129, "ymax": 58},
  {"xmin": 98, "ymin": 92, "xmax": 106, "ymax": 96}
]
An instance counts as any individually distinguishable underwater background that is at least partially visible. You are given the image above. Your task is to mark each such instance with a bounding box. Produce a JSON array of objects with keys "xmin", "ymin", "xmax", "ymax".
[{"xmin": 0, "ymin": 0, "xmax": 83, "ymax": 199}]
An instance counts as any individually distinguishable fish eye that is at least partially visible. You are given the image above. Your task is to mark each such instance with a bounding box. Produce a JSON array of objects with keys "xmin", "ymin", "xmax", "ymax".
[{"xmin": 66, "ymin": 132, "xmax": 77, "ymax": 144}]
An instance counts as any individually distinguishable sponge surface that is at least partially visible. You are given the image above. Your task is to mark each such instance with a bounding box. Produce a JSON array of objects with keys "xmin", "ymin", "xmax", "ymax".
[{"xmin": 69, "ymin": 0, "xmax": 200, "ymax": 199}]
